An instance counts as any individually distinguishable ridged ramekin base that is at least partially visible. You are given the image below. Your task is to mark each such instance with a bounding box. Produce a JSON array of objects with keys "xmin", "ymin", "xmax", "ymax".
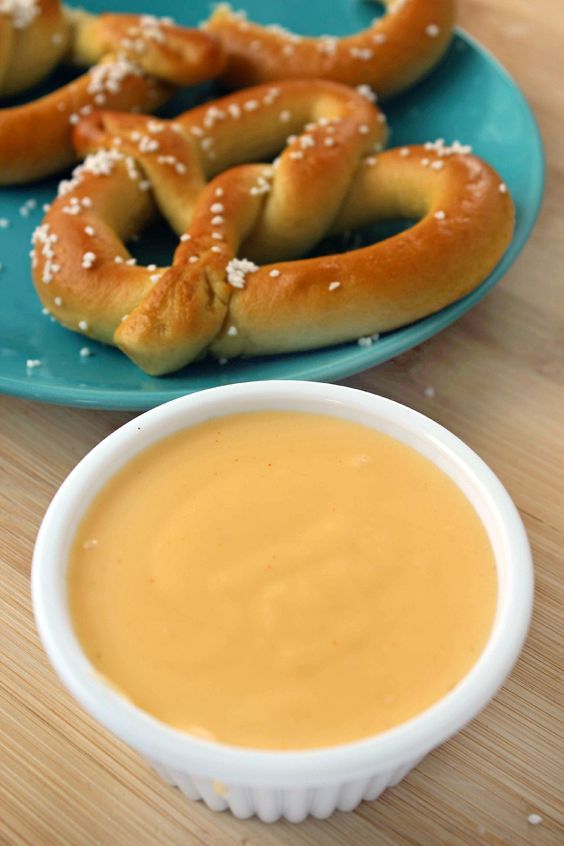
[{"xmin": 148, "ymin": 756, "xmax": 426, "ymax": 822}]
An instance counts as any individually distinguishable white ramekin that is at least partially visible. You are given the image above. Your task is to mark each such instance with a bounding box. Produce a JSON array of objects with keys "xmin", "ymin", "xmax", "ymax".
[{"xmin": 32, "ymin": 381, "xmax": 533, "ymax": 823}]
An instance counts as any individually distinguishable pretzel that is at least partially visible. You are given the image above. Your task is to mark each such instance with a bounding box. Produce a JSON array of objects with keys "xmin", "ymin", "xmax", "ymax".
[
  {"xmin": 204, "ymin": 0, "xmax": 455, "ymax": 98},
  {"xmin": 0, "ymin": 0, "xmax": 224, "ymax": 184},
  {"xmin": 31, "ymin": 80, "xmax": 514, "ymax": 376}
]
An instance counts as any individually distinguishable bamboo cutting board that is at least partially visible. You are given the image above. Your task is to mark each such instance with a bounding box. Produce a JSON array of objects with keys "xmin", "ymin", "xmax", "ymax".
[{"xmin": 1, "ymin": 1, "xmax": 563, "ymax": 843}]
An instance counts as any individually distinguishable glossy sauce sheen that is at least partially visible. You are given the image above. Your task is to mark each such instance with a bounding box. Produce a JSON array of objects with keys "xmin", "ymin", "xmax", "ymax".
[{"xmin": 68, "ymin": 411, "xmax": 497, "ymax": 750}]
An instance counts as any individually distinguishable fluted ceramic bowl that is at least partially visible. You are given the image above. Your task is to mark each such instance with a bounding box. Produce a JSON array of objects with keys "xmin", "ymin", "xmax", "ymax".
[{"xmin": 32, "ymin": 381, "xmax": 533, "ymax": 822}]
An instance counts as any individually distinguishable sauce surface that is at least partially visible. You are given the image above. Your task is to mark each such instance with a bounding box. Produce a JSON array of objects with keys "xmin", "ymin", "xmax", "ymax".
[{"xmin": 68, "ymin": 411, "xmax": 496, "ymax": 750}]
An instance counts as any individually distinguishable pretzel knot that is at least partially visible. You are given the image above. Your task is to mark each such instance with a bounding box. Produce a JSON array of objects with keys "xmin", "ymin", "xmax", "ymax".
[
  {"xmin": 205, "ymin": 0, "xmax": 455, "ymax": 97},
  {"xmin": 32, "ymin": 80, "xmax": 514, "ymax": 376},
  {"xmin": 0, "ymin": 0, "xmax": 223, "ymax": 183}
]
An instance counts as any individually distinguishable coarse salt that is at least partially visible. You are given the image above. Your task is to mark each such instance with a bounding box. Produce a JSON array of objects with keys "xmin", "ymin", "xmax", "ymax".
[
  {"xmin": 226, "ymin": 257, "xmax": 259, "ymax": 289},
  {"xmin": 1, "ymin": 0, "xmax": 40, "ymax": 30},
  {"xmin": 356, "ymin": 84, "xmax": 377, "ymax": 103},
  {"xmin": 357, "ymin": 333, "xmax": 380, "ymax": 347}
]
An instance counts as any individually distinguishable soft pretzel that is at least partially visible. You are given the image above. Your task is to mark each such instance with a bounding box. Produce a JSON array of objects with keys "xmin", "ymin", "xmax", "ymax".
[
  {"xmin": 0, "ymin": 1, "xmax": 224, "ymax": 183},
  {"xmin": 204, "ymin": 0, "xmax": 455, "ymax": 97},
  {"xmin": 31, "ymin": 80, "xmax": 514, "ymax": 375}
]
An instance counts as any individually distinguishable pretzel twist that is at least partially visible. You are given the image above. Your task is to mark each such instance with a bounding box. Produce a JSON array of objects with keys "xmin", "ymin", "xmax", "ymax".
[
  {"xmin": 205, "ymin": 0, "xmax": 455, "ymax": 97},
  {"xmin": 31, "ymin": 80, "xmax": 514, "ymax": 376},
  {"xmin": 0, "ymin": 0, "xmax": 223, "ymax": 183}
]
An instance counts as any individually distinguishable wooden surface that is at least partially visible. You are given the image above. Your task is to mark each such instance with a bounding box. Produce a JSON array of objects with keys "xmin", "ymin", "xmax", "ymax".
[{"xmin": 1, "ymin": 1, "xmax": 563, "ymax": 843}]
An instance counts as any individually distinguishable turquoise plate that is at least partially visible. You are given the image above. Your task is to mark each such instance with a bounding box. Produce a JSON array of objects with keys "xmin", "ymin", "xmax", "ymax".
[{"xmin": 0, "ymin": 1, "xmax": 544, "ymax": 410}]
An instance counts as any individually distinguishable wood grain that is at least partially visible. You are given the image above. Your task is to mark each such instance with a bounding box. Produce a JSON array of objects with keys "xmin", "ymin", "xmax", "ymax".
[{"xmin": 1, "ymin": 1, "xmax": 563, "ymax": 843}]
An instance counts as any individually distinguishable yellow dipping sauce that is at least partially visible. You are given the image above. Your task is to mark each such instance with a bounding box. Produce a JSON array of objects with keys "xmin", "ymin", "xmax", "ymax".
[{"xmin": 68, "ymin": 411, "xmax": 496, "ymax": 750}]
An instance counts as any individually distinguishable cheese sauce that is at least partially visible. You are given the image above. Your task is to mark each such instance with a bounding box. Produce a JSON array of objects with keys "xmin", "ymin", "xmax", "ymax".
[{"xmin": 68, "ymin": 411, "xmax": 497, "ymax": 750}]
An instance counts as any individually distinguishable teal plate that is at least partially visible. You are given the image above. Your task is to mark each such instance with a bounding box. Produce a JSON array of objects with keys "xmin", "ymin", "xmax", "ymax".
[{"xmin": 0, "ymin": 1, "xmax": 544, "ymax": 410}]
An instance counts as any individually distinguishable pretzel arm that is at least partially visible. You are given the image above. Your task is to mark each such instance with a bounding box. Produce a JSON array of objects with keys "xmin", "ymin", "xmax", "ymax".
[
  {"xmin": 70, "ymin": 13, "xmax": 224, "ymax": 86},
  {"xmin": 0, "ymin": 65, "xmax": 170, "ymax": 184},
  {"xmin": 33, "ymin": 157, "xmax": 158, "ymax": 342},
  {"xmin": 205, "ymin": 0, "xmax": 455, "ymax": 97}
]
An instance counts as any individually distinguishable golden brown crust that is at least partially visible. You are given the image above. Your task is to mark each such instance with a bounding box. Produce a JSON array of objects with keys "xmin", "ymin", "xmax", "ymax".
[
  {"xmin": 72, "ymin": 80, "xmax": 387, "ymax": 236},
  {"xmin": 0, "ymin": 67, "xmax": 172, "ymax": 184},
  {"xmin": 0, "ymin": 4, "xmax": 224, "ymax": 184},
  {"xmin": 31, "ymin": 82, "xmax": 513, "ymax": 376},
  {"xmin": 69, "ymin": 13, "xmax": 225, "ymax": 87},
  {"xmin": 0, "ymin": 0, "xmax": 69, "ymax": 97},
  {"xmin": 205, "ymin": 0, "xmax": 455, "ymax": 97},
  {"xmin": 217, "ymin": 150, "xmax": 514, "ymax": 358}
]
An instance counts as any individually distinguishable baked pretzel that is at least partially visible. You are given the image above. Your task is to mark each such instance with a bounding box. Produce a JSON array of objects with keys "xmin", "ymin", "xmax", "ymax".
[
  {"xmin": 204, "ymin": 0, "xmax": 455, "ymax": 97},
  {"xmin": 31, "ymin": 80, "xmax": 514, "ymax": 376},
  {"xmin": 0, "ymin": 0, "xmax": 224, "ymax": 183}
]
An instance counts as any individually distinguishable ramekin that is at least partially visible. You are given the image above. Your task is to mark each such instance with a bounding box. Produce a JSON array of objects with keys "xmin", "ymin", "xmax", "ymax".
[{"xmin": 32, "ymin": 381, "xmax": 533, "ymax": 823}]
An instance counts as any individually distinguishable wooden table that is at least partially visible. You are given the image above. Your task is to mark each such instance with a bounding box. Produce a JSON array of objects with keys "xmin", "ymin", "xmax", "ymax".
[{"xmin": 1, "ymin": 2, "xmax": 562, "ymax": 843}]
